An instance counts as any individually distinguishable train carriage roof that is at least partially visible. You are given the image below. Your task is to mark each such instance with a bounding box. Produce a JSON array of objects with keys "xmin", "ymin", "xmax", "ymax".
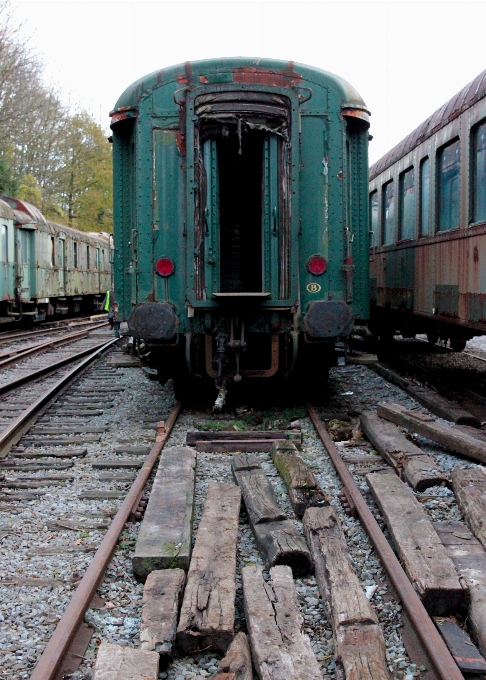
[
  {"xmin": 0, "ymin": 195, "xmax": 111, "ymax": 246},
  {"xmin": 111, "ymin": 57, "xmax": 369, "ymax": 116},
  {"xmin": 370, "ymin": 69, "xmax": 486, "ymax": 180}
]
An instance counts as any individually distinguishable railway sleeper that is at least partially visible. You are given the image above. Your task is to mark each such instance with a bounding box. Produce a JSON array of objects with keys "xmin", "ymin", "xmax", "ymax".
[
  {"xmin": 366, "ymin": 472, "xmax": 466, "ymax": 615},
  {"xmin": 231, "ymin": 453, "xmax": 313, "ymax": 575},
  {"xmin": 303, "ymin": 506, "xmax": 390, "ymax": 680}
]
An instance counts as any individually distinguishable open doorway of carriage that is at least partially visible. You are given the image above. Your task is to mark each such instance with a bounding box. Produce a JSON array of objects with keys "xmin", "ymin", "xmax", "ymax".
[{"xmin": 217, "ymin": 129, "xmax": 264, "ymax": 293}]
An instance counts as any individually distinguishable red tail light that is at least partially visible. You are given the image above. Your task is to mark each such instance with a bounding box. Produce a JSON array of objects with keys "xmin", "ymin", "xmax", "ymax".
[
  {"xmin": 156, "ymin": 258, "xmax": 174, "ymax": 276},
  {"xmin": 307, "ymin": 255, "xmax": 327, "ymax": 275}
]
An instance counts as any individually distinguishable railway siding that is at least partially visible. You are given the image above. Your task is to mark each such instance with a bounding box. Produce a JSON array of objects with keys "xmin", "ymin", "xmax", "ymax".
[{"xmin": 12, "ymin": 346, "xmax": 486, "ymax": 679}]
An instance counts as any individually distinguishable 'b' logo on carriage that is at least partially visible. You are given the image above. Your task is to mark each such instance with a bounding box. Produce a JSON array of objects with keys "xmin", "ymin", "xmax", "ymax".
[{"xmin": 306, "ymin": 283, "xmax": 321, "ymax": 293}]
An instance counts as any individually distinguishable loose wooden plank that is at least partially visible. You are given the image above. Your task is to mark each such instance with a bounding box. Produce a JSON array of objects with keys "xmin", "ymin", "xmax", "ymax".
[
  {"xmin": 366, "ymin": 472, "xmax": 465, "ymax": 614},
  {"xmin": 1, "ymin": 480, "xmax": 67, "ymax": 489},
  {"xmin": 0, "ymin": 491, "xmax": 46, "ymax": 500},
  {"xmin": 78, "ymin": 490, "xmax": 125, "ymax": 500},
  {"xmin": 434, "ymin": 519, "xmax": 486, "ymax": 659},
  {"xmin": 187, "ymin": 430, "xmax": 302, "ymax": 444},
  {"xmin": 115, "ymin": 446, "xmax": 151, "ymax": 455},
  {"xmin": 433, "ymin": 617, "xmax": 486, "ymax": 673},
  {"xmin": 270, "ymin": 440, "xmax": 327, "ymax": 517},
  {"xmin": 232, "ymin": 454, "xmax": 312, "ymax": 575},
  {"xmin": 30, "ymin": 426, "xmax": 107, "ymax": 433},
  {"xmin": 12, "ymin": 448, "xmax": 87, "ymax": 458},
  {"xmin": 176, "ymin": 481, "xmax": 241, "ymax": 653},
  {"xmin": 92, "ymin": 459, "xmax": 143, "ymax": 470},
  {"xmin": 214, "ymin": 632, "xmax": 253, "ymax": 680},
  {"xmin": 21, "ymin": 437, "xmax": 99, "ymax": 445},
  {"xmin": 451, "ymin": 467, "xmax": 486, "ymax": 548},
  {"xmin": 232, "ymin": 454, "xmax": 286, "ymax": 524},
  {"xmin": 140, "ymin": 568, "xmax": 185, "ymax": 657},
  {"xmin": 369, "ymin": 362, "xmax": 480, "ymax": 427},
  {"xmin": 360, "ymin": 410, "xmax": 448, "ymax": 490},
  {"xmin": 377, "ymin": 402, "xmax": 486, "ymax": 463},
  {"xmin": 46, "ymin": 410, "xmax": 103, "ymax": 417},
  {"xmin": 93, "ymin": 642, "xmax": 158, "ymax": 680},
  {"xmin": 132, "ymin": 446, "xmax": 196, "ymax": 580},
  {"xmin": 303, "ymin": 507, "xmax": 389, "ymax": 679},
  {"xmin": 0, "ymin": 461, "xmax": 73, "ymax": 471},
  {"xmin": 242, "ymin": 564, "xmax": 321, "ymax": 680},
  {"xmin": 196, "ymin": 440, "xmax": 292, "ymax": 453}
]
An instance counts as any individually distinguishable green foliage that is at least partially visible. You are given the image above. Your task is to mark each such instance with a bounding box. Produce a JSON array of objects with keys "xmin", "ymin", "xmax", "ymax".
[
  {"xmin": 0, "ymin": 2, "xmax": 113, "ymax": 232},
  {"xmin": 0, "ymin": 154, "xmax": 18, "ymax": 194},
  {"xmin": 17, "ymin": 173, "xmax": 41, "ymax": 205}
]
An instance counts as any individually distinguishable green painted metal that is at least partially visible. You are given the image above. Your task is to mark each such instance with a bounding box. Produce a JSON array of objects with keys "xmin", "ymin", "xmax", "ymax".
[{"xmin": 111, "ymin": 57, "xmax": 370, "ymax": 378}]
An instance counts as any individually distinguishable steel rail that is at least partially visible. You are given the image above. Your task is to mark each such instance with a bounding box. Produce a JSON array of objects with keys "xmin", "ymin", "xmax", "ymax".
[
  {"xmin": 0, "ymin": 337, "xmax": 119, "ymax": 458},
  {"xmin": 0, "ymin": 316, "xmax": 107, "ymax": 344},
  {"xmin": 0, "ymin": 322, "xmax": 107, "ymax": 368},
  {"xmin": 306, "ymin": 402, "xmax": 464, "ymax": 680},
  {"xmin": 30, "ymin": 401, "xmax": 182, "ymax": 680},
  {"xmin": 0, "ymin": 334, "xmax": 114, "ymax": 398}
]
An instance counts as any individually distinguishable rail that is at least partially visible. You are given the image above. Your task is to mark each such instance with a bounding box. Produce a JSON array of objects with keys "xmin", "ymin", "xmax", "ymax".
[
  {"xmin": 0, "ymin": 321, "xmax": 107, "ymax": 368},
  {"xmin": 0, "ymin": 336, "xmax": 119, "ymax": 458},
  {"xmin": 29, "ymin": 400, "xmax": 182, "ymax": 680},
  {"xmin": 307, "ymin": 402, "xmax": 464, "ymax": 680}
]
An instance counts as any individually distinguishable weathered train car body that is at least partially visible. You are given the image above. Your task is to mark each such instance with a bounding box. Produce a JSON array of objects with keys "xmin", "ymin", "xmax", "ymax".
[
  {"xmin": 110, "ymin": 58, "xmax": 370, "ymax": 397},
  {"xmin": 370, "ymin": 70, "xmax": 486, "ymax": 350},
  {"xmin": 0, "ymin": 196, "xmax": 112, "ymax": 323}
]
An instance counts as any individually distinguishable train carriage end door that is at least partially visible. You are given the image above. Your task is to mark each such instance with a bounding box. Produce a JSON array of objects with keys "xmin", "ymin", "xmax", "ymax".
[
  {"xmin": 58, "ymin": 233, "xmax": 66, "ymax": 294},
  {"xmin": 190, "ymin": 90, "xmax": 293, "ymax": 302},
  {"xmin": 17, "ymin": 227, "xmax": 35, "ymax": 301}
]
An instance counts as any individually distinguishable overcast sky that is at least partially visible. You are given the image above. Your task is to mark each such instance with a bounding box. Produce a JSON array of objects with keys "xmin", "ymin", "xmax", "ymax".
[{"xmin": 13, "ymin": 0, "xmax": 486, "ymax": 165}]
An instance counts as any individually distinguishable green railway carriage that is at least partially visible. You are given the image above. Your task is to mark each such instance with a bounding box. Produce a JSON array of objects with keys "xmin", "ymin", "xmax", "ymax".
[
  {"xmin": 110, "ymin": 58, "xmax": 370, "ymax": 403},
  {"xmin": 0, "ymin": 196, "xmax": 112, "ymax": 323}
]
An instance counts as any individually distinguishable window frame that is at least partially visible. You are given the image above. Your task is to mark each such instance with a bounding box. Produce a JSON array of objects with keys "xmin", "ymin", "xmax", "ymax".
[
  {"xmin": 369, "ymin": 189, "xmax": 379, "ymax": 248},
  {"xmin": 398, "ymin": 166, "xmax": 416, "ymax": 241},
  {"xmin": 470, "ymin": 119, "xmax": 486, "ymax": 226},
  {"xmin": 436, "ymin": 137, "xmax": 461, "ymax": 233},
  {"xmin": 382, "ymin": 179, "xmax": 396, "ymax": 246}
]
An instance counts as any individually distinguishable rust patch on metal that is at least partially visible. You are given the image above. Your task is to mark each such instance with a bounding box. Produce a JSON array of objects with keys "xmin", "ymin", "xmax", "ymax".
[
  {"xmin": 342, "ymin": 107, "xmax": 370, "ymax": 126},
  {"xmin": 146, "ymin": 294, "xmax": 155, "ymax": 302},
  {"xmin": 176, "ymin": 131, "xmax": 186, "ymax": 156},
  {"xmin": 199, "ymin": 75, "xmax": 209, "ymax": 83},
  {"xmin": 337, "ymin": 171, "xmax": 343, "ymax": 180},
  {"xmin": 177, "ymin": 75, "xmax": 188, "ymax": 85},
  {"xmin": 233, "ymin": 61, "xmax": 302, "ymax": 87}
]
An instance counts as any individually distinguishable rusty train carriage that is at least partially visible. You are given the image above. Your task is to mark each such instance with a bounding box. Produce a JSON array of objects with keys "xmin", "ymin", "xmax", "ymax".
[
  {"xmin": 110, "ymin": 58, "xmax": 370, "ymax": 402},
  {"xmin": 369, "ymin": 69, "xmax": 486, "ymax": 351},
  {"xmin": 0, "ymin": 196, "xmax": 112, "ymax": 323}
]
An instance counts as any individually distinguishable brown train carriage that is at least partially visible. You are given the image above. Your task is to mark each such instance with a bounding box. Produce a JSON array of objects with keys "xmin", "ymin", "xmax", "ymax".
[{"xmin": 369, "ymin": 69, "xmax": 486, "ymax": 350}]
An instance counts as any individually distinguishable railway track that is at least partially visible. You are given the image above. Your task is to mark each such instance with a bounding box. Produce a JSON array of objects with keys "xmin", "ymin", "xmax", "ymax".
[
  {"xmin": 4, "ymin": 353, "xmax": 486, "ymax": 679},
  {"xmin": 0, "ymin": 315, "xmax": 108, "ymax": 348}
]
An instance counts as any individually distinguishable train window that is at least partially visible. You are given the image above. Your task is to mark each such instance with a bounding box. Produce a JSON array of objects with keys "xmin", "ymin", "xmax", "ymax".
[
  {"xmin": 399, "ymin": 167, "xmax": 415, "ymax": 240},
  {"xmin": 419, "ymin": 157, "xmax": 431, "ymax": 236},
  {"xmin": 74, "ymin": 242, "xmax": 78, "ymax": 268},
  {"xmin": 96, "ymin": 247, "xmax": 100, "ymax": 269},
  {"xmin": 101, "ymin": 249, "xmax": 105, "ymax": 270},
  {"xmin": 438, "ymin": 139, "xmax": 460, "ymax": 231},
  {"xmin": 1, "ymin": 225, "xmax": 7, "ymax": 262},
  {"xmin": 87, "ymin": 245, "xmax": 90, "ymax": 268},
  {"xmin": 382, "ymin": 180, "xmax": 395, "ymax": 245},
  {"xmin": 50, "ymin": 237, "xmax": 55, "ymax": 266},
  {"xmin": 369, "ymin": 191, "xmax": 379, "ymax": 247},
  {"xmin": 472, "ymin": 121, "xmax": 486, "ymax": 223}
]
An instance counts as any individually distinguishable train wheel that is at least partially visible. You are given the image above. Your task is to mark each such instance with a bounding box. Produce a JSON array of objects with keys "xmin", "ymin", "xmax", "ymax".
[
  {"xmin": 450, "ymin": 334, "xmax": 467, "ymax": 352},
  {"xmin": 426, "ymin": 328, "xmax": 440, "ymax": 346}
]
